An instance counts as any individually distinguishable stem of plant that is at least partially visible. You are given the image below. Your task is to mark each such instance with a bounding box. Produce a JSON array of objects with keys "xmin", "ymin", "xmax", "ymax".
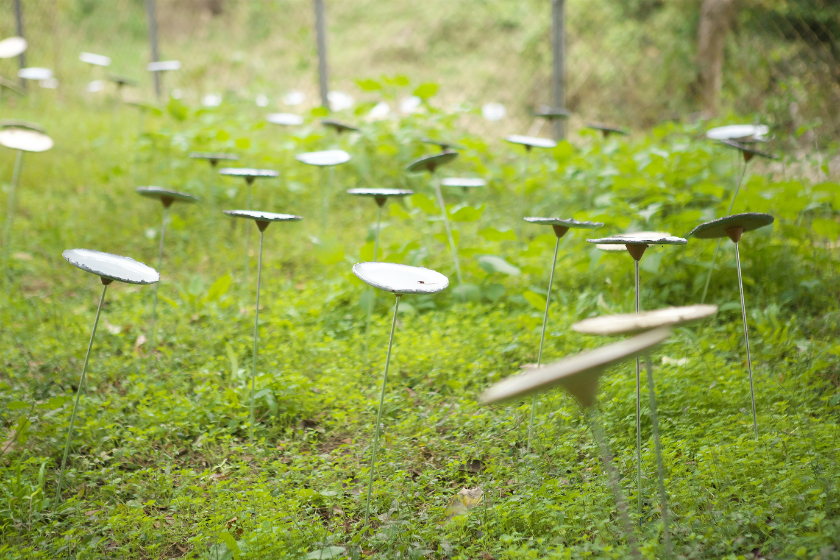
[
  {"xmin": 433, "ymin": 174, "xmax": 462, "ymax": 285},
  {"xmin": 3, "ymin": 150, "xmax": 23, "ymax": 275},
  {"xmin": 527, "ymin": 236, "xmax": 560, "ymax": 451},
  {"xmin": 735, "ymin": 241, "xmax": 758, "ymax": 438},
  {"xmin": 250, "ymin": 227, "xmax": 266, "ymax": 442},
  {"xmin": 634, "ymin": 259, "xmax": 642, "ymax": 522},
  {"xmin": 589, "ymin": 408, "xmax": 642, "ymax": 560},
  {"xmin": 701, "ymin": 160, "xmax": 748, "ymax": 303},
  {"xmin": 148, "ymin": 205, "xmax": 168, "ymax": 375},
  {"xmin": 644, "ymin": 353, "xmax": 672, "ymax": 557},
  {"xmin": 56, "ymin": 281, "xmax": 108, "ymax": 503},
  {"xmin": 364, "ymin": 294, "xmax": 400, "ymax": 525}
]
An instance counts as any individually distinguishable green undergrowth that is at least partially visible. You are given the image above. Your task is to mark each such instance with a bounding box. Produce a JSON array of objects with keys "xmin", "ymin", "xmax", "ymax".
[{"xmin": 0, "ymin": 86, "xmax": 839, "ymax": 559}]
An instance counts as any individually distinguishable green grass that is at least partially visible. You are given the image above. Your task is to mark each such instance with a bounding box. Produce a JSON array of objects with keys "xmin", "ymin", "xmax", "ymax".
[{"xmin": 0, "ymin": 87, "xmax": 839, "ymax": 559}]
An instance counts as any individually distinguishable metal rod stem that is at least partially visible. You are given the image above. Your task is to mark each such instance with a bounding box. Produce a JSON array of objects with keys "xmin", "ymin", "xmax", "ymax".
[
  {"xmin": 735, "ymin": 242, "xmax": 758, "ymax": 438},
  {"xmin": 244, "ymin": 182, "xmax": 252, "ymax": 281},
  {"xmin": 589, "ymin": 409, "xmax": 642, "ymax": 560},
  {"xmin": 144, "ymin": 0, "xmax": 161, "ymax": 100},
  {"xmin": 701, "ymin": 161, "xmax": 748, "ymax": 303},
  {"xmin": 634, "ymin": 259, "xmax": 642, "ymax": 520},
  {"xmin": 527, "ymin": 236, "xmax": 560, "ymax": 450},
  {"xmin": 433, "ymin": 174, "xmax": 462, "ymax": 285},
  {"xmin": 373, "ymin": 204, "xmax": 382, "ymax": 263},
  {"xmin": 3, "ymin": 150, "xmax": 24, "ymax": 270},
  {"xmin": 147, "ymin": 205, "xmax": 167, "ymax": 374},
  {"xmin": 14, "ymin": 0, "xmax": 26, "ymax": 90},
  {"xmin": 644, "ymin": 353, "xmax": 671, "ymax": 557},
  {"xmin": 323, "ymin": 166, "xmax": 334, "ymax": 232},
  {"xmin": 364, "ymin": 204, "xmax": 383, "ymax": 365},
  {"xmin": 56, "ymin": 283, "xmax": 107, "ymax": 502},
  {"xmin": 314, "ymin": 0, "xmax": 329, "ymax": 109},
  {"xmin": 364, "ymin": 294, "xmax": 400, "ymax": 525},
  {"xmin": 250, "ymin": 230, "xmax": 265, "ymax": 441},
  {"xmin": 550, "ymin": 0, "xmax": 566, "ymax": 140}
]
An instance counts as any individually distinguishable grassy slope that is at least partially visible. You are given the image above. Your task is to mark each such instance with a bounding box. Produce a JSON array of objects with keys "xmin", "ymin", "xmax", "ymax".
[{"xmin": 0, "ymin": 90, "xmax": 839, "ymax": 559}]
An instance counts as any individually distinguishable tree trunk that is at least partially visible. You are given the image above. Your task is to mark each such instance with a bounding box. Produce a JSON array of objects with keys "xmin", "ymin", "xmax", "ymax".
[{"xmin": 696, "ymin": 0, "xmax": 738, "ymax": 113}]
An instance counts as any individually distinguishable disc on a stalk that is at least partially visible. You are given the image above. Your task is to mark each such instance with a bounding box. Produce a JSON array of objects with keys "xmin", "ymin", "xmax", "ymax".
[
  {"xmin": 108, "ymin": 74, "xmax": 137, "ymax": 87},
  {"xmin": 1, "ymin": 120, "xmax": 46, "ymax": 133},
  {"xmin": 267, "ymin": 113, "xmax": 304, "ymax": 126},
  {"xmin": 353, "ymin": 262, "xmax": 449, "ymax": 295},
  {"xmin": 147, "ymin": 60, "xmax": 181, "ymax": 72},
  {"xmin": 421, "ymin": 138, "xmax": 464, "ymax": 151},
  {"xmin": 524, "ymin": 217, "xmax": 603, "ymax": 229},
  {"xmin": 136, "ymin": 186, "xmax": 199, "ymax": 205},
  {"xmin": 706, "ymin": 124, "xmax": 769, "ymax": 143},
  {"xmin": 688, "ymin": 213, "xmax": 774, "ymax": 239},
  {"xmin": 572, "ymin": 305, "xmax": 718, "ymax": 336},
  {"xmin": 0, "ymin": 37, "xmax": 27, "ymax": 59},
  {"xmin": 719, "ymin": 139, "xmax": 778, "ymax": 161},
  {"xmin": 0, "ymin": 127, "xmax": 53, "ymax": 152},
  {"xmin": 534, "ymin": 106, "xmax": 570, "ymax": 120},
  {"xmin": 347, "ymin": 188, "xmax": 413, "ymax": 198},
  {"xmin": 63, "ymin": 249, "xmax": 159, "ymax": 285},
  {"xmin": 441, "ymin": 177, "xmax": 486, "ymax": 188},
  {"xmin": 79, "ymin": 52, "xmax": 111, "ymax": 67},
  {"xmin": 190, "ymin": 152, "xmax": 238, "ymax": 163},
  {"xmin": 218, "ymin": 168, "xmax": 279, "ymax": 179},
  {"xmin": 505, "ymin": 135, "xmax": 557, "ymax": 149},
  {"xmin": 587, "ymin": 232, "xmax": 686, "ymax": 247},
  {"xmin": 18, "ymin": 67, "xmax": 53, "ymax": 81},
  {"xmin": 295, "ymin": 149, "xmax": 351, "ymax": 167},
  {"xmin": 322, "ymin": 119, "xmax": 359, "ymax": 133},
  {"xmin": 405, "ymin": 151, "xmax": 458, "ymax": 173},
  {"xmin": 586, "ymin": 122, "xmax": 629, "ymax": 136},
  {"xmin": 481, "ymin": 327, "xmax": 671, "ymax": 408},
  {"xmin": 223, "ymin": 210, "xmax": 302, "ymax": 223}
]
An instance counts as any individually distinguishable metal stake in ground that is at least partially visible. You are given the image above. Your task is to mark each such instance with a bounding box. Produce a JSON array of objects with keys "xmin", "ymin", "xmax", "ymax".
[
  {"xmin": 224, "ymin": 210, "xmax": 302, "ymax": 442},
  {"xmin": 522, "ymin": 217, "xmax": 603, "ymax": 450},
  {"xmin": 352, "ymin": 262, "xmax": 449, "ymax": 525},
  {"xmin": 405, "ymin": 151, "xmax": 460, "ymax": 283},
  {"xmin": 57, "ymin": 249, "xmax": 159, "ymax": 502},
  {"xmin": 295, "ymin": 149, "xmax": 352, "ymax": 233},
  {"xmin": 482, "ymin": 328, "xmax": 674, "ymax": 560},
  {"xmin": 585, "ymin": 122, "xmax": 630, "ymax": 138},
  {"xmin": 189, "ymin": 152, "xmax": 239, "ymax": 208},
  {"xmin": 689, "ymin": 212, "xmax": 774, "ymax": 437},
  {"xmin": 0, "ymin": 122, "xmax": 53, "ymax": 273},
  {"xmin": 136, "ymin": 187, "xmax": 199, "ymax": 374},
  {"xmin": 573, "ymin": 304, "xmax": 719, "ymax": 558},
  {"xmin": 587, "ymin": 232, "xmax": 686, "ymax": 520},
  {"xmin": 146, "ymin": 60, "xmax": 181, "ymax": 101}
]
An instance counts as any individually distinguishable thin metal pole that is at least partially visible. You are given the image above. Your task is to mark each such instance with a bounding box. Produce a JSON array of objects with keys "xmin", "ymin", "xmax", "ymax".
[
  {"xmin": 527, "ymin": 236, "xmax": 560, "ymax": 450},
  {"xmin": 323, "ymin": 166, "xmax": 335, "ymax": 232},
  {"xmin": 314, "ymin": 0, "xmax": 329, "ymax": 109},
  {"xmin": 56, "ymin": 282, "xmax": 108, "ymax": 503},
  {"xmin": 250, "ymin": 229, "xmax": 265, "ymax": 442},
  {"xmin": 3, "ymin": 150, "xmax": 24, "ymax": 269},
  {"xmin": 364, "ymin": 294, "xmax": 400, "ymax": 525},
  {"xmin": 735, "ymin": 242, "xmax": 758, "ymax": 438},
  {"xmin": 433, "ymin": 175, "xmax": 462, "ymax": 285},
  {"xmin": 244, "ymin": 181, "xmax": 252, "ymax": 281},
  {"xmin": 634, "ymin": 259, "xmax": 642, "ymax": 520},
  {"xmin": 147, "ymin": 205, "xmax": 168, "ymax": 374},
  {"xmin": 145, "ymin": 0, "xmax": 161, "ymax": 100},
  {"xmin": 373, "ymin": 204, "xmax": 383, "ymax": 263},
  {"xmin": 14, "ymin": 0, "xmax": 26, "ymax": 91},
  {"xmin": 589, "ymin": 409, "xmax": 642, "ymax": 560},
  {"xmin": 701, "ymin": 161, "xmax": 748, "ymax": 303},
  {"xmin": 363, "ymin": 204, "xmax": 383, "ymax": 364},
  {"xmin": 550, "ymin": 0, "xmax": 566, "ymax": 140},
  {"xmin": 643, "ymin": 354, "xmax": 672, "ymax": 557}
]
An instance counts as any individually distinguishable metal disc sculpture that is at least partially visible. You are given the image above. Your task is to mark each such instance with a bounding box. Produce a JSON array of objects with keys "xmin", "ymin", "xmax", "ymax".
[
  {"xmin": 295, "ymin": 149, "xmax": 352, "ymax": 231},
  {"xmin": 136, "ymin": 187, "xmax": 199, "ymax": 373},
  {"xmin": 505, "ymin": 134, "xmax": 557, "ymax": 152},
  {"xmin": 0, "ymin": 123, "xmax": 53, "ymax": 267},
  {"xmin": 17, "ymin": 67, "xmax": 53, "ymax": 82},
  {"xmin": 482, "ymin": 327, "xmax": 673, "ymax": 560},
  {"xmin": 421, "ymin": 137, "xmax": 464, "ymax": 152},
  {"xmin": 108, "ymin": 74, "xmax": 137, "ymax": 92},
  {"xmin": 689, "ymin": 212, "xmax": 774, "ymax": 437},
  {"xmin": 586, "ymin": 231, "xmax": 686, "ymax": 517},
  {"xmin": 586, "ymin": 122, "xmax": 630, "ymax": 138},
  {"xmin": 189, "ymin": 152, "xmax": 238, "ymax": 209},
  {"xmin": 534, "ymin": 105, "xmax": 571, "ymax": 121},
  {"xmin": 218, "ymin": 167, "xmax": 280, "ymax": 278},
  {"xmin": 267, "ymin": 113, "xmax": 304, "ymax": 126},
  {"xmin": 57, "ymin": 249, "xmax": 159, "ymax": 502},
  {"xmin": 441, "ymin": 177, "xmax": 486, "ymax": 194},
  {"xmin": 224, "ymin": 210, "xmax": 302, "ymax": 441},
  {"xmin": 705, "ymin": 124, "xmax": 769, "ymax": 143},
  {"xmin": 353, "ymin": 262, "xmax": 449, "ymax": 524},
  {"xmin": 147, "ymin": 60, "xmax": 181, "ymax": 99},
  {"xmin": 700, "ymin": 137, "xmax": 778, "ymax": 303},
  {"xmin": 522, "ymin": 217, "xmax": 603, "ymax": 449},
  {"xmin": 321, "ymin": 119, "xmax": 359, "ymax": 134},
  {"xmin": 573, "ymin": 304, "xmax": 719, "ymax": 557},
  {"xmin": 405, "ymin": 151, "xmax": 461, "ymax": 283},
  {"xmin": 0, "ymin": 36, "xmax": 27, "ymax": 60},
  {"xmin": 79, "ymin": 52, "xmax": 111, "ymax": 68}
]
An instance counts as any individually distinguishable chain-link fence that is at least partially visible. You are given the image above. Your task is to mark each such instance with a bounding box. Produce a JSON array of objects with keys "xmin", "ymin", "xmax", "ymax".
[{"xmin": 1, "ymin": 0, "xmax": 838, "ymax": 144}]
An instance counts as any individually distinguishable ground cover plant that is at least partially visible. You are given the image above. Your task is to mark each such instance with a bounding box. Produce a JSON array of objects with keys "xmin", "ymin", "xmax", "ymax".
[{"xmin": 1, "ymin": 81, "xmax": 839, "ymax": 559}]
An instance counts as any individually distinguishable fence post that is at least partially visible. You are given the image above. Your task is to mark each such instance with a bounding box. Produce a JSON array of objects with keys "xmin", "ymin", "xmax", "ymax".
[
  {"xmin": 14, "ymin": 0, "xmax": 26, "ymax": 91},
  {"xmin": 314, "ymin": 0, "xmax": 329, "ymax": 109},
  {"xmin": 551, "ymin": 0, "xmax": 566, "ymax": 140},
  {"xmin": 145, "ymin": 0, "xmax": 161, "ymax": 100}
]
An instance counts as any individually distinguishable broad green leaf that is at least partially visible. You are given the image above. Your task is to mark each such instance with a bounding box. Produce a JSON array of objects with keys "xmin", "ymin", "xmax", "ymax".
[
  {"xmin": 812, "ymin": 218, "xmax": 840, "ymax": 238},
  {"xmin": 450, "ymin": 204, "xmax": 485, "ymax": 222},
  {"xmin": 413, "ymin": 82, "xmax": 439, "ymax": 99},
  {"xmin": 410, "ymin": 193, "xmax": 439, "ymax": 214},
  {"xmin": 452, "ymin": 283, "xmax": 481, "ymax": 302},
  {"xmin": 219, "ymin": 532, "xmax": 241, "ymax": 559},
  {"xmin": 478, "ymin": 255, "xmax": 520, "ymax": 276},
  {"xmin": 306, "ymin": 546, "xmax": 345, "ymax": 559},
  {"xmin": 479, "ymin": 227, "xmax": 517, "ymax": 242},
  {"xmin": 6, "ymin": 401, "xmax": 29, "ymax": 411},
  {"xmin": 523, "ymin": 291, "xmax": 546, "ymax": 311},
  {"xmin": 355, "ymin": 78, "xmax": 382, "ymax": 91},
  {"xmin": 206, "ymin": 274, "xmax": 232, "ymax": 302},
  {"xmin": 484, "ymin": 283, "xmax": 505, "ymax": 302}
]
